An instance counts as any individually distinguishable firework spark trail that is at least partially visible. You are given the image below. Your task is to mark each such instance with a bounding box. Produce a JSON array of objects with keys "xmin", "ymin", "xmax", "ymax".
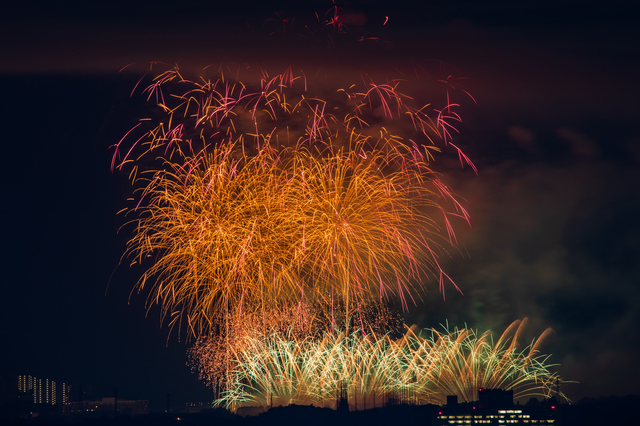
[
  {"xmin": 190, "ymin": 319, "xmax": 568, "ymax": 410},
  {"xmin": 115, "ymin": 65, "xmax": 473, "ymax": 338},
  {"xmin": 112, "ymin": 65, "xmax": 472, "ymax": 174}
]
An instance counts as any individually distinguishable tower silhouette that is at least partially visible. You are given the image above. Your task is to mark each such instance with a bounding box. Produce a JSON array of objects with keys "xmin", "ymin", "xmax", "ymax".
[{"xmin": 336, "ymin": 380, "xmax": 349, "ymax": 412}]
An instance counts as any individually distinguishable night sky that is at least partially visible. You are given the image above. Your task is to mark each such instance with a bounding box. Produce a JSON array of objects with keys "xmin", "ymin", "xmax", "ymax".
[{"xmin": 1, "ymin": 0, "xmax": 639, "ymax": 412}]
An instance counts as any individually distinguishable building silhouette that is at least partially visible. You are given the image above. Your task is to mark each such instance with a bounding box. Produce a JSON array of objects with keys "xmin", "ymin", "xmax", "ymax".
[{"xmin": 336, "ymin": 380, "xmax": 349, "ymax": 412}]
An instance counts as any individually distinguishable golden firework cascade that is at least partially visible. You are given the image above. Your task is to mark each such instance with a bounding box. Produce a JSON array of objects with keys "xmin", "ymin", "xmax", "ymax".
[{"xmin": 188, "ymin": 318, "xmax": 570, "ymax": 409}]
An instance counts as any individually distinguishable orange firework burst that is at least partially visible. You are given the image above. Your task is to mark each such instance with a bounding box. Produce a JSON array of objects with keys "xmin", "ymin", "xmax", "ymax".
[{"xmin": 114, "ymin": 64, "xmax": 473, "ymax": 339}]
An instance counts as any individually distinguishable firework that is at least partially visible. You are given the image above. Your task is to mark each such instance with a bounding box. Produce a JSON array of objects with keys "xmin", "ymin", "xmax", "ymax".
[
  {"xmin": 115, "ymin": 65, "xmax": 472, "ymax": 338},
  {"xmin": 189, "ymin": 318, "xmax": 568, "ymax": 410},
  {"xmin": 188, "ymin": 302, "xmax": 403, "ymax": 399}
]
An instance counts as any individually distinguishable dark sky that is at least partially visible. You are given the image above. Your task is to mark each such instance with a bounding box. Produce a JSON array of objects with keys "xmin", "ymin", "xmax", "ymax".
[{"xmin": 1, "ymin": 0, "xmax": 639, "ymax": 412}]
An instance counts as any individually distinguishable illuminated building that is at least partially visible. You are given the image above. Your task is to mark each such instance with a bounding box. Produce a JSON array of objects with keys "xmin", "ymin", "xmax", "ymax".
[
  {"xmin": 61, "ymin": 382, "xmax": 71, "ymax": 404},
  {"xmin": 436, "ymin": 389, "xmax": 557, "ymax": 426},
  {"xmin": 437, "ymin": 408, "xmax": 556, "ymax": 425},
  {"xmin": 17, "ymin": 374, "xmax": 71, "ymax": 405}
]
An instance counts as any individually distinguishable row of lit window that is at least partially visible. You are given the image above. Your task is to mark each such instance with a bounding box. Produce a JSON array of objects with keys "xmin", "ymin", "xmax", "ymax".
[
  {"xmin": 445, "ymin": 421, "xmax": 553, "ymax": 425},
  {"xmin": 441, "ymin": 415, "xmax": 531, "ymax": 420}
]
